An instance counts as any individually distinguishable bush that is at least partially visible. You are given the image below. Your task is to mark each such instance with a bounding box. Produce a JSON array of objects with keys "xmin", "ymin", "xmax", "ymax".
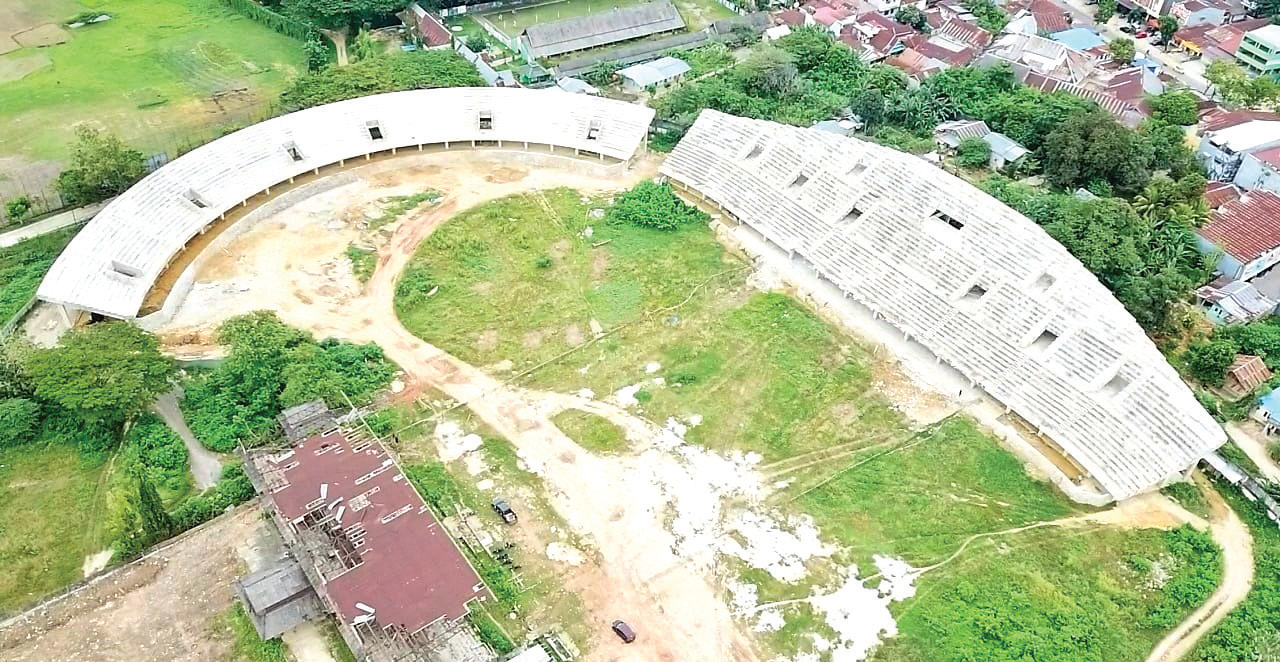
[
  {"xmin": 4, "ymin": 196, "xmax": 32, "ymax": 223},
  {"xmin": 606, "ymin": 182, "xmax": 707, "ymax": 232},
  {"xmin": 0, "ymin": 398, "xmax": 40, "ymax": 447},
  {"xmin": 955, "ymin": 138, "xmax": 991, "ymax": 169},
  {"xmin": 280, "ymin": 51, "xmax": 483, "ymax": 111},
  {"xmin": 535, "ymin": 255, "xmax": 553, "ymax": 269},
  {"xmin": 1186, "ymin": 340, "xmax": 1238, "ymax": 386},
  {"xmin": 54, "ymin": 126, "xmax": 147, "ymax": 206},
  {"xmin": 467, "ymin": 609, "xmax": 515, "ymax": 655},
  {"xmin": 169, "ymin": 464, "xmax": 255, "ymax": 531},
  {"xmin": 403, "ymin": 463, "xmax": 461, "ymax": 516},
  {"xmin": 465, "ymin": 35, "xmax": 487, "ymax": 52}
]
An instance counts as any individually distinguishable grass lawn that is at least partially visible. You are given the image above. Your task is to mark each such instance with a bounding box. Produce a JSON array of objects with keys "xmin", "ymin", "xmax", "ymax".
[
  {"xmin": 481, "ymin": 0, "xmax": 734, "ymax": 38},
  {"xmin": 551, "ymin": 410, "xmax": 626, "ymax": 453},
  {"xmin": 0, "ymin": 0, "xmax": 304, "ymax": 164},
  {"xmin": 394, "ymin": 189, "xmax": 1220, "ymax": 662},
  {"xmin": 0, "ymin": 223, "xmax": 81, "ymax": 324},
  {"xmin": 0, "ymin": 440, "xmax": 109, "ymax": 615}
]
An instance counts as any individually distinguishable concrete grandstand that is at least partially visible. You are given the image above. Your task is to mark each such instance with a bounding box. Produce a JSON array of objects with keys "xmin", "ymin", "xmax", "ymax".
[
  {"xmin": 660, "ymin": 109, "xmax": 1226, "ymax": 501},
  {"xmin": 36, "ymin": 88, "xmax": 655, "ymax": 323}
]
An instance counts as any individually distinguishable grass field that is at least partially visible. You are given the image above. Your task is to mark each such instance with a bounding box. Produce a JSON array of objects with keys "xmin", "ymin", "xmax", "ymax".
[
  {"xmin": 393, "ymin": 189, "xmax": 1219, "ymax": 662},
  {"xmin": 0, "ymin": 223, "xmax": 81, "ymax": 325},
  {"xmin": 481, "ymin": 0, "xmax": 735, "ymax": 38},
  {"xmin": 0, "ymin": 441, "xmax": 109, "ymax": 615},
  {"xmin": 0, "ymin": 0, "xmax": 303, "ymax": 165}
]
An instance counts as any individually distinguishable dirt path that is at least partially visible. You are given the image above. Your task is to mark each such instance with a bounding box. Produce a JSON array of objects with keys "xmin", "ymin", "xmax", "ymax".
[
  {"xmin": 154, "ymin": 387, "xmax": 222, "ymax": 490},
  {"xmin": 0, "ymin": 506, "xmax": 265, "ymax": 662},
  {"xmin": 1225, "ymin": 421, "xmax": 1280, "ymax": 483},
  {"xmin": 1145, "ymin": 473, "xmax": 1254, "ymax": 662}
]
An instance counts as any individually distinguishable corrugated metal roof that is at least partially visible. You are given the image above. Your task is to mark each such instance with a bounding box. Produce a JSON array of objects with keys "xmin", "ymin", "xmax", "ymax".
[
  {"xmin": 618, "ymin": 56, "xmax": 690, "ymax": 87},
  {"xmin": 983, "ymin": 132, "xmax": 1030, "ymax": 161},
  {"xmin": 1198, "ymin": 190, "xmax": 1280, "ymax": 263},
  {"xmin": 520, "ymin": 1, "xmax": 685, "ymax": 58}
]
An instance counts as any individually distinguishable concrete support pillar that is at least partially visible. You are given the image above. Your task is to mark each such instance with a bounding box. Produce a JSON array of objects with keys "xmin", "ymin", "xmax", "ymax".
[
  {"xmin": 365, "ymin": 153, "xmax": 370, "ymax": 161},
  {"xmin": 392, "ymin": 147, "xmax": 398, "ymax": 155},
  {"xmin": 418, "ymin": 144, "xmax": 423, "ymax": 151},
  {"xmin": 58, "ymin": 304, "xmax": 73, "ymax": 328}
]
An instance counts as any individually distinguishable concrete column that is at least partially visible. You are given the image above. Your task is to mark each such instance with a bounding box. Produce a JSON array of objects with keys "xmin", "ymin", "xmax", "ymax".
[{"xmin": 58, "ymin": 304, "xmax": 73, "ymax": 328}]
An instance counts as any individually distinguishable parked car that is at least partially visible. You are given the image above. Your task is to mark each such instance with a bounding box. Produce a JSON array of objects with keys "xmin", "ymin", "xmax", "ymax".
[
  {"xmin": 611, "ymin": 620, "xmax": 636, "ymax": 643},
  {"xmin": 1120, "ymin": 25, "xmax": 1134, "ymax": 33},
  {"xmin": 1135, "ymin": 30, "xmax": 1148, "ymax": 38},
  {"xmin": 491, "ymin": 497, "xmax": 517, "ymax": 524}
]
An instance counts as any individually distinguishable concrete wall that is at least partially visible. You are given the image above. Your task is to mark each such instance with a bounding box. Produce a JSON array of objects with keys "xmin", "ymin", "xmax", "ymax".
[{"xmin": 1234, "ymin": 151, "xmax": 1280, "ymax": 196}]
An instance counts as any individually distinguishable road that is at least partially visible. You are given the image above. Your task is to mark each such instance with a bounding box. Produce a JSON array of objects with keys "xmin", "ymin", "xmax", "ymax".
[
  {"xmin": 1052, "ymin": 0, "xmax": 1212, "ymax": 93},
  {"xmin": 1145, "ymin": 473, "xmax": 1254, "ymax": 662},
  {"xmin": 0, "ymin": 199, "xmax": 107, "ymax": 248},
  {"xmin": 1226, "ymin": 421, "xmax": 1280, "ymax": 483},
  {"xmin": 153, "ymin": 387, "xmax": 223, "ymax": 490}
]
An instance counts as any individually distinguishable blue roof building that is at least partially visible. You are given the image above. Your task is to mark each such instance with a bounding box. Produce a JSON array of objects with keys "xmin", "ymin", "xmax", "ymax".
[
  {"xmin": 1259, "ymin": 388, "xmax": 1280, "ymax": 427},
  {"xmin": 1051, "ymin": 27, "xmax": 1106, "ymax": 52}
]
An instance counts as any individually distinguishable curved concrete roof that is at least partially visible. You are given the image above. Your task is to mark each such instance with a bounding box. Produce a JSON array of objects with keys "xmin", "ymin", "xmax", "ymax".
[
  {"xmin": 38, "ymin": 88, "xmax": 654, "ymax": 319},
  {"xmin": 661, "ymin": 109, "xmax": 1224, "ymax": 500}
]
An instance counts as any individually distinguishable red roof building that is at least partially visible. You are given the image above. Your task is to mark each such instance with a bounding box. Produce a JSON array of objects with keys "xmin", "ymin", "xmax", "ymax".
[
  {"xmin": 408, "ymin": 3, "xmax": 452, "ymax": 49},
  {"xmin": 1198, "ymin": 191, "xmax": 1280, "ymax": 280},
  {"xmin": 772, "ymin": 8, "xmax": 808, "ymax": 26},
  {"xmin": 256, "ymin": 431, "xmax": 489, "ymax": 636},
  {"xmin": 1199, "ymin": 107, "xmax": 1280, "ymax": 132},
  {"xmin": 1175, "ymin": 17, "xmax": 1270, "ymax": 60},
  {"xmin": 1205, "ymin": 181, "xmax": 1243, "ymax": 209}
]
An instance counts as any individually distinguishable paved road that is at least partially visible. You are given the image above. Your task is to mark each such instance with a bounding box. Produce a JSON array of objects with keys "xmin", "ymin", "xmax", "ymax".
[
  {"xmin": 1054, "ymin": 0, "xmax": 1212, "ymax": 93},
  {"xmin": 0, "ymin": 200, "xmax": 108, "ymax": 248},
  {"xmin": 153, "ymin": 387, "xmax": 223, "ymax": 490}
]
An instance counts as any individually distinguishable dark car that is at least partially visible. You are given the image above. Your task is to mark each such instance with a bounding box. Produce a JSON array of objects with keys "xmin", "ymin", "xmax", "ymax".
[
  {"xmin": 491, "ymin": 498, "xmax": 517, "ymax": 524},
  {"xmin": 611, "ymin": 620, "xmax": 636, "ymax": 643},
  {"xmin": 1120, "ymin": 25, "xmax": 1134, "ymax": 33}
]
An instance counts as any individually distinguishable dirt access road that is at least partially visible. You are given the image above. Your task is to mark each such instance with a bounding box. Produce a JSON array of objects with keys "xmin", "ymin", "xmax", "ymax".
[
  {"xmin": 1144, "ymin": 473, "xmax": 1254, "ymax": 662},
  {"xmin": 0, "ymin": 506, "xmax": 266, "ymax": 662},
  {"xmin": 159, "ymin": 152, "xmax": 759, "ymax": 662}
]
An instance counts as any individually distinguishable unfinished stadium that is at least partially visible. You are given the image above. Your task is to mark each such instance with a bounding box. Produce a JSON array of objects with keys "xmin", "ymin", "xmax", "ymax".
[{"xmin": 660, "ymin": 109, "xmax": 1226, "ymax": 502}]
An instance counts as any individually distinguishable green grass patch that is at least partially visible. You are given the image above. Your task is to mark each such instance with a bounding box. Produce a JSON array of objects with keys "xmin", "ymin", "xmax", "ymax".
[
  {"xmin": 0, "ymin": 0, "xmax": 303, "ymax": 162},
  {"xmin": 0, "ymin": 439, "xmax": 108, "ymax": 615},
  {"xmin": 320, "ymin": 619, "xmax": 358, "ymax": 662},
  {"xmin": 468, "ymin": 607, "xmax": 517, "ymax": 655},
  {"xmin": 1162, "ymin": 481, "xmax": 1211, "ymax": 520},
  {"xmin": 551, "ymin": 409, "xmax": 626, "ymax": 454},
  {"xmin": 225, "ymin": 603, "xmax": 288, "ymax": 662},
  {"xmin": 0, "ymin": 224, "xmax": 81, "ymax": 325},
  {"xmin": 345, "ymin": 245, "xmax": 376, "ymax": 284},
  {"xmin": 368, "ymin": 191, "xmax": 441, "ymax": 231}
]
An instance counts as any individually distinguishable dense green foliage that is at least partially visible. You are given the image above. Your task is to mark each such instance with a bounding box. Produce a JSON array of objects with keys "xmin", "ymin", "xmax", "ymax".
[
  {"xmin": 282, "ymin": 0, "xmax": 407, "ymax": 31},
  {"xmin": 1144, "ymin": 526, "xmax": 1222, "ymax": 629},
  {"xmin": 964, "ymin": 0, "xmax": 1009, "ymax": 32},
  {"xmin": 1186, "ymin": 339, "xmax": 1239, "ymax": 386},
  {"xmin": 1191, "ymin": 480, "xmax": 1280, "ymax": 661},
  {"xmin": 954, "ymin": 137, "xmax": 991, "ymax": 170},
  {"xmin": 981, "ymin": 174, "xmax": 1209, "ymax": 331},
  {"xmin": 404, "ymin": 462, "xmax": 462, "ymax": 516},
  {"xmin": 1205, "ymin": 60, "xmax": 1280, "ymax": 109},
  {"xmin": 0, "ymin": 226, "xmax": 81, "ymax": 328},
  {"xmin": 0, "ymin": 398, "xmax": 40, "ymax": 447},
  {"xmin": 54, "ymin": 126, "xmax": 147, "ymax": 206},
  {"xmin": 124, "ymin": 414, "xmax": 191, "ymax": 495},
  {"xmin": 3, "ymin": 196, "xmax": 31, "ymax": 224},
  {"xmin": 1042, "ymin": 110, "xmax": 1154, "ymax": 196},
  {"xmin": 1149, "ymin": 90, "xmax": 1199, "ymax": 126},
  {"xmin": 1110, "ymin": 37, "xmax": 1135, "ymax": 65},
  {"xmin": 220, "ymin": 0, "xmax": 319, "ymax": 41},
  {"xmin": 280, "ymin": 51, "xmax": 483, "ymax": 111},
  {"xmin": 466, "ymin": 609, "xmax": 516, "ymax": 655},
  {"xmin": 168, "ymin": 463, "xmax": 256, "ymax": 531},
  {"xmin": 607, "ymin": 182, "xmax": 708, "ymax": 231},
  {"xmin": 182, "ymin": 311, "xmax": 395, "ymax": 451},
  {"xmin": 894, "ymin": 6, "xmax": 928, "ymax": 30},
  {"xmin": 26, "ymin": 322, "xmax": 174, "ymax": 424}
]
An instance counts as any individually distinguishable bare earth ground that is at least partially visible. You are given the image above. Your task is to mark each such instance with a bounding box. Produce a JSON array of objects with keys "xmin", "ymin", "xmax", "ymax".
[
  {"xmin": 0, "ymin": 506, "xmax": 266, "ymax": 662},
  {"xmin": 1226, "ymin": 420, "xmax": 1280, "ymax": 483},
  {"xmin": 154, "ymin": 152, "xmax": 1245, "ymax": 662}
]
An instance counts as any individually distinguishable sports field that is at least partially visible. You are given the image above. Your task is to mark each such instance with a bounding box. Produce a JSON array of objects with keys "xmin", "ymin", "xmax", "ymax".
[
  {"xmin": 393, "ymin": 187, "xmax": 1221, "ymax": 662},
  {"xmin": 481, "ymin": 0, "xmax": 736, "ymax": 38},
  {"xmin": 0, "ymin": 0, "xmax": 303, "ymax": 187}
]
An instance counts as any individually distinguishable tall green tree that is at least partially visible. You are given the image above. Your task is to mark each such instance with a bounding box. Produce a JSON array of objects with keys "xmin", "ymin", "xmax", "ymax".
[
  {"xmin": 894, "ymin": 6, "xmax": 928, "ymax": 30},
  {"xmin": 1096, "ymin": 0, "xmax": 1116, "ymax": 22},
  {"xmin": 134, "ymin": 464, "xmax": 172, "ymax": 544},
  {"xmin": 1042, "ymin": 111, "xmax": 1153, "ymax": 196},
  {"xmin": 283, "ymin": 0, "xmax": 408, "ymax": 31},
  {"xmin": 1109, "ymin": 37, "xmax": 1135, "ymax": 65},
  {"xmin": 1186, "ymin": 339, "xmax": 1238, "ymax": 386},
  {"xmin": 1157, "ymin": 15, "xmax": 1178, "ymax": 49},
  {"xmin": 54, "ymin": 126, "xmax": 147, "ymax": 206},
  {"xmin": 1148, "ymin": 90, "xmax": 1198, "ymax": 125},
  {"xmin": 0, "ymin": 397, "xmax": 40, "ymax": 447},
  {"xmin": 25, "ymin": 322, "xmax": 174, "ymax": 424}
]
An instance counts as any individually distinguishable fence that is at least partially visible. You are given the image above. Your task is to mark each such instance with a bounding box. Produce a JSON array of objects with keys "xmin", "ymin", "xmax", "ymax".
[{"xmin": 0, "ymin": 296, "xmax": 38, "ymax": 338}]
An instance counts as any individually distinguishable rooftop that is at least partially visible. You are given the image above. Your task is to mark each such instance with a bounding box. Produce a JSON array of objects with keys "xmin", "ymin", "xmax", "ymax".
[
  {"xmin": 1198, "ymin": 190, "xmax": 1280, "ymax": 263},
  {"xmin": 519, "ymin": 1, "xmax": 685, "ymax": 58},
  {"xmin": 1205, "ymin": 181, "xmax": 1243, "ymax": 208},
  {"xmin": 1244, "ymin": 23, "xmax": 1280, "ymax": 46},
  {"xmin": 617, "ymin": 56, "xmax": 691, "ymax": 87},
  {"xmin": 1051, "ymin": 27, "xmax": 1106, "ymax": 52},
  {"xmin": 258, "ymin": 431, "xmax": 490, "ymax": 633}
]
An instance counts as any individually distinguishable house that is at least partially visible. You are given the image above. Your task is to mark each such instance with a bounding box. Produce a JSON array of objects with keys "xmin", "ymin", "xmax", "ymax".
[
  {"xmin": 1005, "ymin": 0, "xmax": 1073, "ymax": 35},
  {"xmin": 1206, "ymin": 180, "xmax": 1244, "ymax": 208},
  {"xmin": 1174, "ymin": 17, "xmax": 1271, "ymax": 61},
  {"xmin": 813, "ymin": 117, "xmax": 864, "ymax": 136},
  {"xmin": 1194, "ymin": 275, "xmax": 1277, "ymax": 325},
  {"xmin": 518, "ymin": 1, "xmax": 685, "ymax": 59},
  {"xmin": 406, "ymin": 2, "xmax": 452, "ymax": 49},
  {"xmin": 1259, "ymin": 388, "xmax": 1280, "ymax": 431},
  {"xmin": 1224, "ymin": 354, "xmax": 1272, "ymax": 397},
  {"xmin": 1051, "ymin": 28, "xmax": 1106, "ymax": 54},
  {"xmin": 934, "ymin": 119, "xmax": 991, "ymax": 149},
  {"xmin": 1236, "ymin": 24, "xmax": 1280, "ymax": 80},
  {"xmin": 934, "ymin": 19, "xmax": 993, "ymax": 51},
  {"xmin": 1197, "ymin": 190, "xmax": 1280, "ymax": 281},
  {"xmin": 888, "ymin": 47, "xmax": 949, "ymax": 80},
  {"xmin": 839, "ymin": 13, "xmax": 916, "ymax": 61},
  {"xmin": 1171, "ymin": 0, "xmax": 1230, "ymax": 28},
  {"xmin": 977, "ymin": 32, "xmax": 1097, "ymax": 85},
  {"xmin": 555, "ymin": 76, "xmax": 599, "ymax": 94},
  {"xmin": 771, "ymin": 8, "xmax": 809, "ymax": 27},
  {"xmin": 1234, "ymin": 146, "xmax": 1280, "ymax": 195},
  {"xmin": 764, "ymin": 24, "xmax": 794, "ymax": 40},
  {"xmin": 617, "ymin": 56, "xmax": 691, "ymax": 93},
  {"xmin": 1022, "ymin": 71, "xmax": 1148, "ymax": 127},
  {"xmin": 1197, "ymin": 113, "xmax": 1280, "ymax": 180},
  {"xmin": 983, "ymin": 132, "xmax": 1030, "ymax": 169},
  {"xmin": 234, "ymin": 560, "xmax": 323, "ymax": 639},
  {"xmin": 1129, "ymin": 0, "xmax": 1176, "ymax": 19}
]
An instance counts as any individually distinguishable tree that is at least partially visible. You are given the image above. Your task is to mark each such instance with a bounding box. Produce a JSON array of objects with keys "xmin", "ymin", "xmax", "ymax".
[
  {"xmin": 282, "ymin": 0, "xmax": 408, "ymax": 31},
  {"xmin": 955, "ymin": 138, "xmax": 991, "ymax": 169},
  {"xmin": 849, "ymin": 87, "xmax": 886, "ymax": 130},
  {"xmin": 1042, "ymin": 111, "xmax": 1153, "ymax": 196},
  {"xmin": 1157, "ymin": 15, "xmax": 1178, "ymax": 49},
  {"xmin": 1096, "ymin": 0, "xmax": 1116, "ymax": 22},
  {"xmin": 54, "ymin": 126, "xmax": 146, "ymax": 206},
  {"xmin": 963, "ymin": 0, "xmax": 1009, "ymax": 33},
  {"xmin": 1205, "ymin": 60, "xmax": 1280, "ymax": 108},
  {"xmin": 280, "ymin": 50, "xmax": 484, "ymax": 110},
  {"xmin": 3, "ymin": 196, "xmax": 31, "ymax": 223},
  {"xmin": 1148, "ymin": 90, "xmax": 1198, "ymax": 125},
  {"xmin": 0, "ymin": 398, "xmax": 40, "ymax": 447},
  {"xmin": 133, "ymin": 464, "xmax": 172, "ymax": 544},
  {"xmin": 607, "ymin": 182, "xmax": 707, "ymax": 231},
  {"xmin": 584, "ymin": 60, "xmax": 621, "ymax": 87},
  {"xmin": 894, "ymin": 6, "xmax": 928, "ymax": 30},
  {"xmin": 304, "ymin": 35, "xmax": 329, "ymax": 72},
  {"xmin": 1109, "ymin": 37, "xmax": 1135, "ymax": 65},
  {"xmin": 737, "ymin": 46, "xmax": 801, "ymax": 98},
  {"xmin": 25, "ymin": 322, "xmax": 174, "ymax": 424},
  {"xmin": 1186, "ymin": 340, "xmax": 1237, "ymax": 386},
  {"xmin": 465, "ymin": 34, "xmax": 488, "ymax": 53},
  {"xmin": 351, "ymin": 28, "xmax": 377, "ymax": 62}
]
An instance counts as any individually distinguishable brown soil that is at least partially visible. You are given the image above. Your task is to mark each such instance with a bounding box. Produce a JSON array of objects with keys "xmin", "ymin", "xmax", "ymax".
[
  {"xmin": 0, "ymin": 506, "xmax": 263, "ymax": 662},
  {"xmin": 12, "ymin": 23, "xmax": 68, "ymax": 47},
  {"xmin": 0, "ymin": 53, "xmax": 49, "ymax": 83}
]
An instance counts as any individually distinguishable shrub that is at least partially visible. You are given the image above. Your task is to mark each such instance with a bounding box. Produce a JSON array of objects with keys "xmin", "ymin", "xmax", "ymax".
[
  {"xmin": 280, "ymin": 51, "xmax": 483, "ymax": 111},
  {"xmin": 1186, "ymin": 339, "xmax": 1238, "ymax": 386},
  {"xmin": 535, "ymin": 255, "xmax": 553, "ymax": 269},
  {"xmin": 403, "ymin": 463, "xmax": 461, "ymax": 516},
  {"xmin": 955, "ymin": 138, "xmax": 992, "ymax": 169},
  {"xmin": 465, "ymin": 35, "xmax": 487, "ymax": 52},
  {"xmin": 54, "ymin": 126, "xmax": 147, "ymax": 206},
  {"xmin": 0, "ymin": 398, "xmax": 40, "ymax": 447},
  {"xmin": 467, "ymin": 609, "xmax": 515, "ymax": 655},
  {"xmin": 606, "ymin": 182, "xmax": 707, "ymax": 232},
  {"xmin": 4, "ymin": 196, "xmax": 32, "ymax": 223}
]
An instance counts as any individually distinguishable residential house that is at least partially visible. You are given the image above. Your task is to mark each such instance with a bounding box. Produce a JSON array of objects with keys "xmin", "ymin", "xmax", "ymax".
[
  {"xmin": 406, "ymin": 3, "xmax": 452, "ymax": 50},
  {"xmin": 1005, "ymin": 0, "xmax": 1073, "ymax": 35},
  {"xmin": 934, "ymin": 119, "xmax": 991, "ymax": 149},
  {"xmin": 812, "ymin": 117, "xmax": 864, "ymax": 136},
  {"xmin": 1224, "ymin": 354, "xmax": 1272, "ymax": 397},
  {"xmin": 1234, "ymin": 146, "xmax": 1280, "ymax": 195},
  {"xmin": 1197, "ymin": 112, "xmax": 1280, "ymax": 180},
  {"xmin": 1022, "ymin": 71, "xmax": 1148, "ymax": 127},
  {"xmin": 1174, "ymin": 17, "xmax": 1270, "ymax": 62},
  {"xmin": 1206, "ymin": 180, "xmax": 1244, "ymax": 208},
  {"xmin": 889, "ymin": 23, "xmax": 989, "ymax": 80},
  {"xmin": 977, "ymin": 32, "xmax": 1097, "ymax": 85},
  {"xmin": 1128, "ymin": 0, "xmax": 1176, "ymax": 19},
  {"xmin": 1051, "ymin": 28, "xmax": 1107, "ymax": 55},
  {"xmin": 771, "ymin": 8, "xmax": 809, "ymax": 27},
  {"xmin": 983, "ymin": 132, "xmax": 1031, "ymax": 169},
  {"xmin": 616, "ymin": 56, "xmax": 691, "ymax": 93},
  {"xmin": 1237, "ymin": 24, "xmax": 1280, "ymax": 79},
  {"xmin": 1195, "ymin": 275, "xmax": 1278, "ymax": 325},
  {"xmin": 555, "ymin": 77, "xmax": 599, "ymax": 94},
  {"xmin": 1197, "ymin": 190, "xmax": 1280, "ymax": 281},
  {"xmin": 839, "ymin": 12, "xmax": 916, "ymax": 61},
  {"xmin": 764, "ymin": 24, "xmax": 794, "ymax": 40},
  {"xmin": 1171, "ymin": 0, "xmax": 1231, "ymax": 28}
]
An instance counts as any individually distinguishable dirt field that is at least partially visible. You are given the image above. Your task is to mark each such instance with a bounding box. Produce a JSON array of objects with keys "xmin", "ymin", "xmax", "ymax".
[{"xmin": 0, "ymin": 506, "xmax": 270, "ymax": 662}]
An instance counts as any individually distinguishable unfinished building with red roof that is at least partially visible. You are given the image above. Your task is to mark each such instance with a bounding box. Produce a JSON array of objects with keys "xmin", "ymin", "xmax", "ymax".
[
  {"xmin": 249, "ymin": 421, "xmax": 492, "ymax": 661},
  {"xmin": 1197, "ymin": 190, "xmax": 1280, "ymax": 281}
]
